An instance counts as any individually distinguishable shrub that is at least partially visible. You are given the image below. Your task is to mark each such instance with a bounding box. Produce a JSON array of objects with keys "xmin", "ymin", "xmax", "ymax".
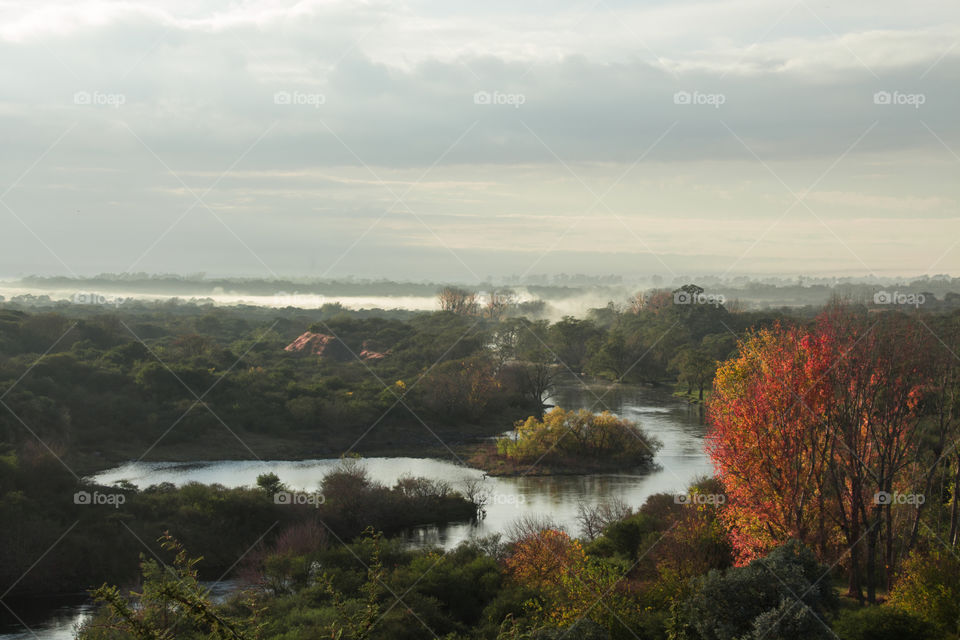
[
  {"xmin": 889, "ymin": 548, "xmax": 960, "ymax": 634},
  {"xmin": 833, "ymin": 606, "xmax": 943, "ymax": 640},
  {"xmin": 671, "ymin": 540, "xmax": 837, "ymax": 640},
  {"xmin": 497, "ymin": 408, "xmax": 661, "ymax": 466}
]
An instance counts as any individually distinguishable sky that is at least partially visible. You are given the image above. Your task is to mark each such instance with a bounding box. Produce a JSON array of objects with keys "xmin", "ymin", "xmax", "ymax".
[{"xmin": 0, "ymin": 0, "xmax": 958, "ymax": 283}]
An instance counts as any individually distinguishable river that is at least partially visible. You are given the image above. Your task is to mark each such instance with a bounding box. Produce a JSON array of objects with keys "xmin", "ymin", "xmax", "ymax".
[{"xmin": 0, "ymin": 382, "xmax": 710, "ymax": 639}]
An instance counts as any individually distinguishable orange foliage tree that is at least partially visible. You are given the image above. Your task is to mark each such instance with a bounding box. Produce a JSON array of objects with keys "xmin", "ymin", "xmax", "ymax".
[
  {"xmin": 708, "ymin": 304, "xmax": 931, "ymax": 603},
  {"xmin": 504, "ymin": 529, "xmax": 639, "ymax": 633}
]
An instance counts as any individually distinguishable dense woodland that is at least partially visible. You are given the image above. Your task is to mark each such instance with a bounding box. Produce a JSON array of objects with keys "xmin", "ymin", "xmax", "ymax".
[
  {"xmin": 2, "ymin": 286, "xmax": 960, "ymax": 639},
  {"xmin": 0, "ymin": 284, "xmax": 764, "ymax": 466}
]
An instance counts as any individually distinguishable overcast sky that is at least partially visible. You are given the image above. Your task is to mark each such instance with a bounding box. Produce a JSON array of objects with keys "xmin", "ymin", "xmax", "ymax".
[{"xmin": 1, "ymin": 0, "xmax": 958, "ymax": 282}]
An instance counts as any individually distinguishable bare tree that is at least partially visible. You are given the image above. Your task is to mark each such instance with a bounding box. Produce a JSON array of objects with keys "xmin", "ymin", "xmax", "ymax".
[
  {"xmin": 576, "ymin": 498, "xmax": 633, "ymax": 540},
  {"xmin": 437, "ymin": 287, "xmax": 478, "ymax": 315}
]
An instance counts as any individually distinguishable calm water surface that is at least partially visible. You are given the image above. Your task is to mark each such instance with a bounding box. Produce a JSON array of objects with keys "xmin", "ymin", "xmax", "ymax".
[{"xmin": 1, "ymin": 383, "xmax": 710, "ymax": 639}]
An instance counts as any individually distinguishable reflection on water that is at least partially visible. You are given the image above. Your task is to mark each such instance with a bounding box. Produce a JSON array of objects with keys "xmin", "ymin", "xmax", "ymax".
[
  {"xmin": 0, "ymin": 598, "xmax": 93, "ymax": 640},
  {"xmin": 3, "ymin": 383, "xmax": 710, "ymax": 639},
  {"xmin": 89, "ymin": 383, "xmax": 710, "ymax": 547}
]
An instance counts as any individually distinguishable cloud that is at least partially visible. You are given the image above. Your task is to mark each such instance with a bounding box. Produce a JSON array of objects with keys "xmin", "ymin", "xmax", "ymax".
[{"xmin": 0, "ymin": 0, "xmax": 958, "ymax": 280}]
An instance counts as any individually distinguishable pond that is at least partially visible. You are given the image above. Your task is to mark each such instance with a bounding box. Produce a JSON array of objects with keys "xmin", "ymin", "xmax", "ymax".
[{"xmin": 1, "ymin": 382, "xmax": 711, "ymax": 639}]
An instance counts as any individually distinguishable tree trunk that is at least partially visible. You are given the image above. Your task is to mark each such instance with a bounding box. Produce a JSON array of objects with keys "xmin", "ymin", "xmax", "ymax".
[
  {"xmin": 884, "ymin": 503, "xmax": 894, "ymax": 592},
  {"xmin": 865, "ymin": 518, "xmax": 878, "ymax": 604},
  {"xmin": 951, "ymin": 453, "xmax": 960, "ymax": 546},
  {"xmin": 846, "ymin": 516, "xmax": 863, "ymax": 603}
]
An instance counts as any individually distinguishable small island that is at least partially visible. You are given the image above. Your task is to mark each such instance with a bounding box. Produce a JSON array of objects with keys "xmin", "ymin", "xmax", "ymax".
[{"xmin": 469, "ymin": 407, "xmax": 662, "ymax": 476}]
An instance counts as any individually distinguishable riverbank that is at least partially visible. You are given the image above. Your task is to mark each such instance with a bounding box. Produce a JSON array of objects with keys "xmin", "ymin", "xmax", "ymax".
[{"xmin": 67, "ymin": 419, "xmax": 512, "ymax": 475}]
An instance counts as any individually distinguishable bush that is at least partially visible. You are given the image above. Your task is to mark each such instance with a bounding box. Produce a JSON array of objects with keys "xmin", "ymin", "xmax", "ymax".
[
  {"xmin": 672, "ymin": 540, "xmax": 837, "ymax": 640},
  {"xmin": 889, "ymin": 548, "xmax": 960, "ymax": 634},
  {"xmin": 497, "ymin": 408, "xmax": 661, "ymax": 466},
  {"xmin": 833, "ymin": 606, "xmax": 943, "ymax": 640}
]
